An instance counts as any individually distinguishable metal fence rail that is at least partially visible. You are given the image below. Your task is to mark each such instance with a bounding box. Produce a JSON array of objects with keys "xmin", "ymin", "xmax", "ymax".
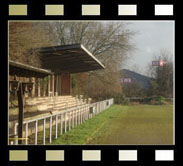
[{"xmin": 11, "ymin": 98, "xmax": 114, "ymax": 145}]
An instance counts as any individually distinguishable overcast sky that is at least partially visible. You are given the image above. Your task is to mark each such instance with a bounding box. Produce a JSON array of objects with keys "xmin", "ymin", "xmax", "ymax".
[{"xmin": 123, "ymin": 21, "xmax": 174, "ymax": 75}]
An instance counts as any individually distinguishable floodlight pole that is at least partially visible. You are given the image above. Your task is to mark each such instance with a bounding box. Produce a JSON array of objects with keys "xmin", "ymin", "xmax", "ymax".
[{"xmin": 17, "ymin": 82, "xmax": 24, "ymax": 145}]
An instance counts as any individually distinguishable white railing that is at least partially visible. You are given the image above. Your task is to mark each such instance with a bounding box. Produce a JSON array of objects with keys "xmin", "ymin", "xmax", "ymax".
[{"xmin": 11, "ymin": 98, "xmax": 114, "ymax": 145}]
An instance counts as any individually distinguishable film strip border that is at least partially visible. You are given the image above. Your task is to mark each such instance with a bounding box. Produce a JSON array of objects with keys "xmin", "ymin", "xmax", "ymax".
[
  {"xmin": 3, "ymin": 1, "xmax": 179, "ymax": 166},
  {"xmin": 7, "ymin": 3, "xmax": 175, "ymax": 17},
  {"xmin": 7, "ymin": 149, "xmax": 175, "ymax": 162}
]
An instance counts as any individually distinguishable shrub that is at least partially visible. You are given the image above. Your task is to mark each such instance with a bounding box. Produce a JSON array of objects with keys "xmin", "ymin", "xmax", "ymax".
[
  {"xmin": 113, "ymin": 95, "xmax": 129, "ymax": 105},
  {"xmin": 121, "ymin": 97, "xmax": 130, "ymax": 105},
  {"xmin": 149, "ymin": 96, "xmax": 168, "ymax": 105}
]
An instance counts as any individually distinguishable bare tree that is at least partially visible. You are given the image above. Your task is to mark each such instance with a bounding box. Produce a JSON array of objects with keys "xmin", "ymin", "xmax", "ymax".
[
  {"xmin": 9, "ymin": 22, "xmax": 56, "ymax": 67},
  {"xmin": 146, "ymin": 50, "xmax": 173, "ymax": 97},
  {"xmin": 44, "ymin": 22, "xmax": 135, "ymax": 99}
]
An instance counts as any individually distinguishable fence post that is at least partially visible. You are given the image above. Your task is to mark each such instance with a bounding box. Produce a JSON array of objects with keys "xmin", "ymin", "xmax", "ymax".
[
  {"xmin": 55, "ymin": 115, "xmax": 58, "ymax": 139},
  {"xmin": 69, "ymin": 111, "xmax": 71, "ymax": 130},
  {"xmin": 72, "ymin": 110, "xmax": 74, "ymax": 128},
  {"xmin": 85, "ymin": 105, "xmax": 87, "ymax": 120},
  {"xmin": 78, "ymin": 108, "xmax": 80, "ymax": 125},
  {"xmin": 83, "ymin": 106, "xmax": 85, "ymax": 121},
  {"xmin": 35, "ymin": 120, "xmax": 38, "ymax": 145},
  {"xmin": 75, "ymin": 109, "xmax": 77, "ymax": 125},
  {"xmin": 99, "ymin": 102, "xmax": 100, "ymax": 113},
  {"xmin": 43, "ymin": 119, "xmax": 46, "ymax": 145},
  {"xmin": 84, "ymin": 105, "xmax": 86, "ymax": 122},
  {"xmin": 82, "ymin": 106, "xmax": 83, "ymax": 123},
  {"xmin": 75, "ymin": 109, "xmax": 77, "ymax": 126},
  {"xmin": 80, "ymin": 107, "xmax": 82, "ymax": 123},
  {"xmin": 49, "ymin": 116, "xmax": 52, "ymax": 143},
  {"xmin": 84, "ymin": 105, "xmax": 85, "ymax": 121},
  {"xmin": 86, "ymin": 105, "xmax": 88, "ymax": 120},
  {"xmin": 64, "ymin": 112, "xmax": 67, "ymax": 133},
  {"xmin": 25, "ymin": 123, "xmax": 28, "ymax": 145},
  {"xmin": 74, "ymin": 110, "xmax": 75, "ymax": 127},
  {"xmin": 98, "ymin": 103, "xmax": 99, "ymax": 113},
  {"xmin": 60, "ymin": 114, "xmax": 63, "ymax": 135},
  {"xmin": 81, "ymin": 106, "xmax": 82, "ymax": 122},
  {"xmin": 14, "ymin": 123, "xmax": 18, "ymax": 145}
]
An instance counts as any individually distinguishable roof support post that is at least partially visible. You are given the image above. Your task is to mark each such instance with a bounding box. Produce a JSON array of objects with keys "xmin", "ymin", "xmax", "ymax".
[
  {"xmin": 57, "ymin": 75, "xmax": 61, "ymax": 96},
  {"xmin": 17, "ymin": 83, "xmax": 24, "ymax": 145},
  {"xmin": 38, "ymin": 78, "xmax": 41, "ymax": 97},
  {"xmin": 47, "ymin": 75, "xmax": 50, "ymax": 96},
  {"xmin": 59, "ymin": 75, "xmax": 62, "ymax": 96},
  {"xmin": 56, "ymin": 75, "xmax": 59, "ymax": 96},
  {"xmin": 24, "ymin": 78, "xmax": 28, "ymax": 97},
  {"xmin": 31, "ymin": 77, "xmax": 35, "ymax": 97},
  {"xmin": 54, "ymin": 75, "xmax": 57, "ymax": 96},
  {"xmin": 52, "ymin": 75, "xmax": 54, "ymax": 96},
  {"xmin": 42, "ymin": 78, "xmax": 46, "ymax": 97}
]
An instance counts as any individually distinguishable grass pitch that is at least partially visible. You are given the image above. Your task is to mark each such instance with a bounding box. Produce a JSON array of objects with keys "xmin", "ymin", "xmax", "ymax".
[{"xmin": 50, "ymin": 104, "xmax": 173, "ymax": 145}]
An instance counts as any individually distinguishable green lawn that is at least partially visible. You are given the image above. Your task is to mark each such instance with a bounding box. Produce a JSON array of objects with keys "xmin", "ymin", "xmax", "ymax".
[{"xmin": 51, "ymin": 104, "xmax": 173, "ymax": 145}]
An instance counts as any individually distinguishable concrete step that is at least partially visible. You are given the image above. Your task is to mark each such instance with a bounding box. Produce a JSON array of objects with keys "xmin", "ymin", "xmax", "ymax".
[
  {"xmin": 25, "ymin": 95, "xmax": 88, "ymax": 112},
  {"xmin": 52, "ymin": 102, "xmax": 89, "ymax": 111},
  {"xmin": 40, "ymin": 99, "xmax": 84, "ymax": 105},
  {"xmin": 26, "ymin": 97, "xmax": 76, "ymax": 105},
  {"xmin": 48, "ymin": 101, "xmax": 76, "ymax": 107},
  {"xmin": 28, "ymin": 101, "xmax": 83, "ymax": 110},
  {"xmin": 26, "ymin": 95, "xmax": 74, "ymax": 103}
]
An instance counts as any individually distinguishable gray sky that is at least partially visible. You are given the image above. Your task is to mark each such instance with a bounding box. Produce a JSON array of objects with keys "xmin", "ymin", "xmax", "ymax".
[{"xmin": 123, "ymin": 21, "xmax": 174, "ymax": 75}]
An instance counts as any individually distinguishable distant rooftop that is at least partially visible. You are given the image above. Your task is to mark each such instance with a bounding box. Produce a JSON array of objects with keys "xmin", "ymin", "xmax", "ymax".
[{"xmin": 120, "ymin": 69, "xmax": 154, "ymax": 89}]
